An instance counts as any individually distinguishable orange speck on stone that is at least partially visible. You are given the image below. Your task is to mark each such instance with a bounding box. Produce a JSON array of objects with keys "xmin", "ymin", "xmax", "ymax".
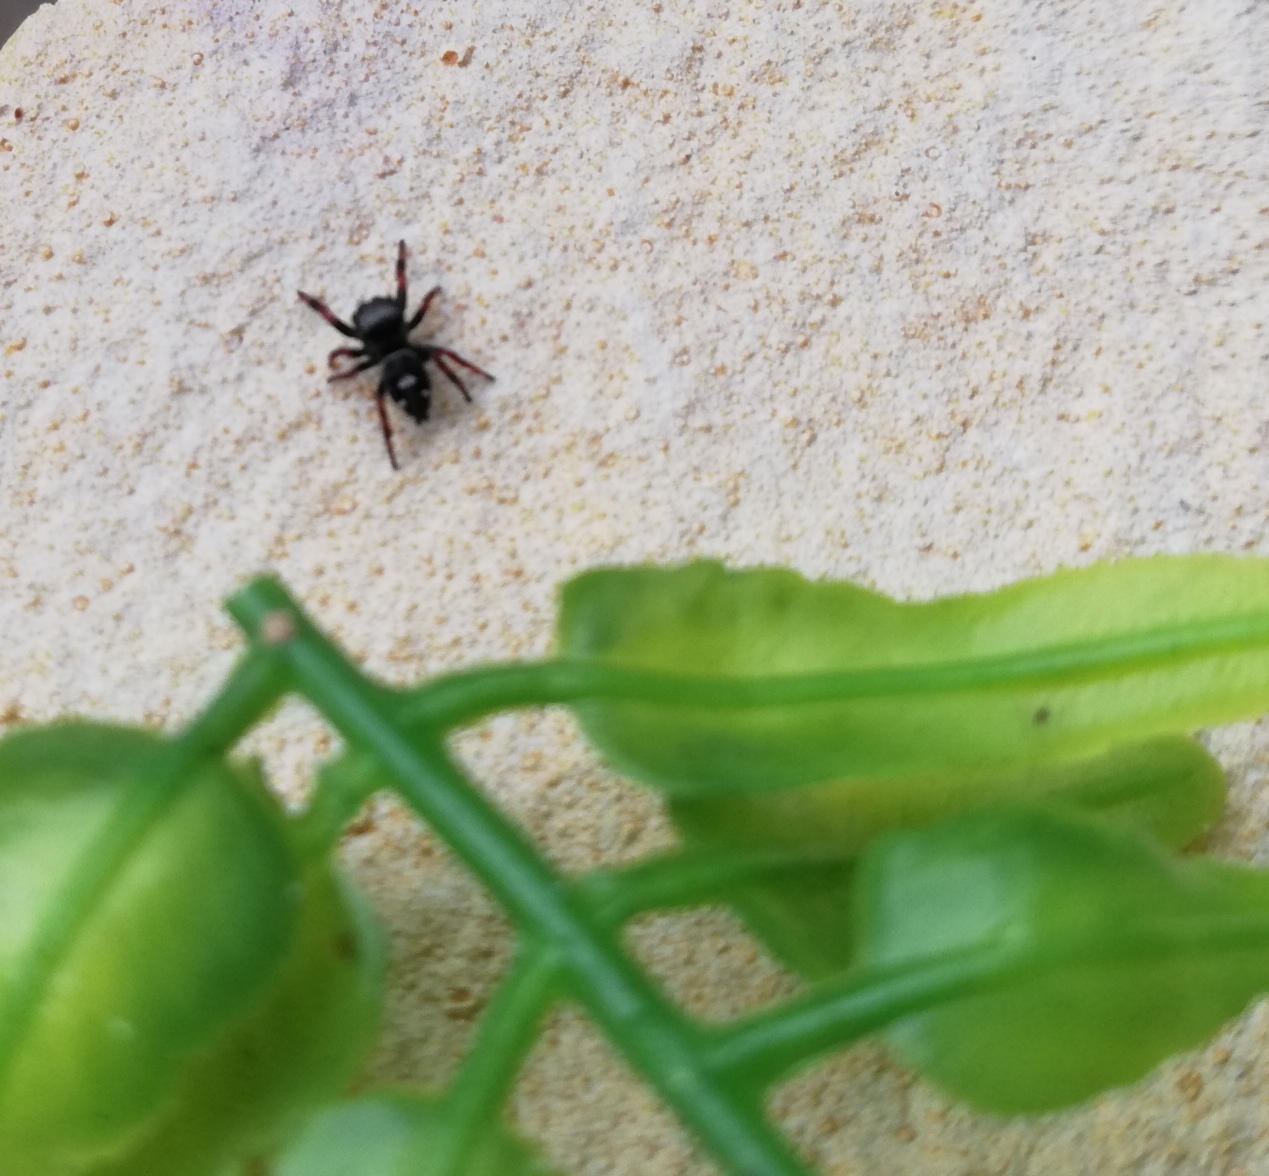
[
  {"xmin": 73, "ymin": 596, "xmax": 90, "ymax": 611},
  {"xmin": 1177, "ymin": 1071, "xmax": 1204, "ymax": 1101}
]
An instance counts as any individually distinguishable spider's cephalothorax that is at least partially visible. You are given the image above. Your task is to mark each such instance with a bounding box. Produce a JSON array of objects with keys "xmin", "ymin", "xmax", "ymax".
[{"xmin": 298, "ymin": 242, "xmax": 494, "ymax": 469}]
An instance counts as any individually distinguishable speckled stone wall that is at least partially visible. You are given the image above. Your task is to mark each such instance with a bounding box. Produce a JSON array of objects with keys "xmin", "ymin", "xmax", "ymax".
[{"xmin": 2, "ymin": 1, "xmax": 1268, "ymax": 1172}]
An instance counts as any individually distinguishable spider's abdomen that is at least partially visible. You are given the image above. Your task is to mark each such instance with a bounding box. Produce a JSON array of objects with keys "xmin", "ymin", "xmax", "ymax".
[
  {"xmin": 352, "ymin": 297, "xmax": 405, "ymax": 346},
  {"xmin": 381, "ymin": 350, "xmax": 432, "ymax": 423}
]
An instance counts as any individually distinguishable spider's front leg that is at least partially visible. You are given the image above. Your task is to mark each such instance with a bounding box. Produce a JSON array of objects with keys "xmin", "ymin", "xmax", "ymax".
[
  {"xmin": 406, "ymin": 286, "xmax": 442, "ymax": 332},
  {"xmin": 395, "ymin": 240, "xmax": 409, "ymax": 311},
  {"xmin": 298, "ymin": 291, "xmax": 358, "ymax": 338}
]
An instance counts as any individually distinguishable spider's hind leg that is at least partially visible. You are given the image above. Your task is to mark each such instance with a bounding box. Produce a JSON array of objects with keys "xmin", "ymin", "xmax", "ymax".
[
  {"xmin": 328, "ymin": 346, "xmax": 365, "ymax": 369},
  {"xmin": 435, "ymin": 347, "xmax": 494, "ymax": 383},
  {"xmin": 431, "ymin": 347, "xmax": 495, "ymax": 404},
  {"xmin": 432, "ymin": 353, "xmax": 473, "ymax": 403},
  {"xmin": 376, "ymin": 392, "xmax": 400, "ymax": 471},
  {"xmin": 328, "ymin": 358, "xmax": 377, "ymax": 383}
]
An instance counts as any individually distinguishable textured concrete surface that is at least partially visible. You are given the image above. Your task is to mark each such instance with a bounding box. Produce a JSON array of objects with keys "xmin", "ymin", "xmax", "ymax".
[{"xmin": 2, "ymin": 1, "xmax": 1269, "ymax": 1172}]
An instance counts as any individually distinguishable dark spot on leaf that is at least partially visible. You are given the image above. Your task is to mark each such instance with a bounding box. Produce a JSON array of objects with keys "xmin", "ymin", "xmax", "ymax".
[
  {"xmin": 1033, "ymin": 706, "xmax": 1051, "ymax": 725},
  {"xmin": 332, "ymin": 931, "xmax": 358, "ymax": 961}
]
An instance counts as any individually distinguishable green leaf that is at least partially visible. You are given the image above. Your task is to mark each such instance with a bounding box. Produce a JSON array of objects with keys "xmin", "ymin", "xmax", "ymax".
[
  {"xmin": 274, "ymin": 1092, "xmax": 560, "ymax": 1176},
  {"xmin": 96, "ymin": 867, "xmax": 385, "ymax": 1176},
  {"xmin": 854, "ymin": 806, "xmax": 1269, "ymax": 1113},
  {"xmin": 672, "ymin": 737, "xmax": 1225, "ymax": 979},
  {"xmin": 558, "ymin": 557, "xmax": 1269, "ymax": 796},
  {"xmin": 0, "ymin": 722, "xmax": 384, "ymax": 1175}
]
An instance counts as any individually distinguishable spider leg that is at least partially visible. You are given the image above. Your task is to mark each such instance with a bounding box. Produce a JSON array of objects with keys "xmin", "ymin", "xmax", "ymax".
[
  {"xmin": 298, "ymin": 291, "xmax": 359, "ymax": 338},
  {"xmin": 328, "ymin": 346, "xmax": 365, "ymax": 369},
  {"xmin": 406, "ymin": 285, "xmax": 442, "ymax": 332},
  {"xmin": 377, "ymin": 392, "xmax": 400, "ymax": 470},
  {"xmin": 395, "ymin": 240, "xmax": 409, "ymax": 311},
  {"xmin": 431, "ymin": 352, "xmax": 473, "ymax": 403},
  {"xmin": 433, "ymin": 347, "xmax": 495, "ymax": 383},
  {"xmin": 328, "ymin": 357, "xmax": 378, "ymax": 383}
]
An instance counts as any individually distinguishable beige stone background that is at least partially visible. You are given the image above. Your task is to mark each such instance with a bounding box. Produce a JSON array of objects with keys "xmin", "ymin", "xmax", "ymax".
[{"xmin": 3, "ymin": 0, "xmax": 1269, "ymax": 1172}]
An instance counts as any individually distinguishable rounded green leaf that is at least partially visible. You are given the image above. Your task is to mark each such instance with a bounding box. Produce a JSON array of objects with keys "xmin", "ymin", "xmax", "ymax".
[
  {"xmin": 274, "ymin": 1092, "xmax": 559, "ymax": 1176},
  {"xmin": 559, "ymin": 558, "xmax": 1269, "ymax": 796},
  {"xmin": 854, "ymin": 806, "xmax": 1269, "ymax": 1112},
  {"xmin": 671, "ymin": 738, "xmax": 1225, "ymax": 979},
  {"xmin": 0, "ymin": 723, "xmax": 384, "ymax": 1175}
]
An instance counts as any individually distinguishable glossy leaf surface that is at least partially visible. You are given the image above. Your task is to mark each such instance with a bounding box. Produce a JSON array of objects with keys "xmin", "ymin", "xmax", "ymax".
[
  {"xmin": 274, "ymin": 1092, "xmax": 560, "ymax": 1176},
  {"xmin": 0, "ymin": 723, "xmax": 384, "ymax": 1176},
  {"xmin": 559, "ymin": 558, "xmax": 1269, "ymax": 796},
  {"xmin": 671, "ymin": 737, "xmax": 1225, "ymax": 977},
  {"xmin": 854, "ymin": 806, "xmax": 1269, "ymax": 1112},
  {"xmin": 99, "ymin": 869, "xmax": 385, "ymax": 1176}
]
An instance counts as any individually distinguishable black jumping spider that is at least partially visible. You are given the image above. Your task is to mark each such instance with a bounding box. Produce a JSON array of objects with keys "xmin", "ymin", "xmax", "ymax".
[{"xmin": 298, "ymin": 241, "xmax": 494, "ymax": 469}]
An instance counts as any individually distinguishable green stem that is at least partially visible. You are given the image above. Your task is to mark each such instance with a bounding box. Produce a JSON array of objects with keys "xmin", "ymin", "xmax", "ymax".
[
  {"xmin": 0, "ymin": 651, "xmax": 287, "ymax": 1099},
  {"xmin": 578, "ymin": 849, "xmax": 838, "ymax": 927},
  {"xmin": 229, "ymin": 578, "xmax": 812, "ymax": 1176},
  {"xmin": 706, "ymin": 913, "xmax": 1269, "ymax": 1087},
  {"xmin": 434, "ymin": 946, "xmax": 562, "ymax": 1176},
  {"xmin": 705, "ymin": 945, "xmax": 1023, "ymax": 1088},
  {"xmin": 295, "ymin": 749, "xmax": 385, "ymax": 857},
  {"xmin": 397, "ymin": 611, "xmax": 1269, "ymax": 730}
]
